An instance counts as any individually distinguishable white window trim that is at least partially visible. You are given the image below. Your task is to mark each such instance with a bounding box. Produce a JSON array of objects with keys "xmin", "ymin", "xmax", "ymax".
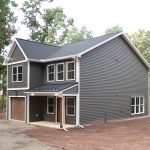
[
  {"xmin": 12, "ymin": 65, "xmax": 23, "ymax": 82},
  {"xmin": 131, "ymin": 96, "xmax": 145, "ymax": 115},
  {"xmin": 47, "ymin": 64, "xmax": 55, "ymax": 82},
  {"xmin": 47, "ymin": 97, "xmax": 55, "ymax": 114},
  {"xmin": 66, "ymin": 61, "xmax": 75, "ymax": 81},
  {"xmin": 66, "ymin": 97, "xmax": 75, "ymax": 116},
  {"xmin": 56, "ymin": 63, "xmax": 64, "ymax": 81}
]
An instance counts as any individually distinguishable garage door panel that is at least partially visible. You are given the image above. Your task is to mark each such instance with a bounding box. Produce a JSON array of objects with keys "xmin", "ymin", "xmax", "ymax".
[{"xmin": 11, "ymin": 97, "xmax": 25, "ymax": 121}]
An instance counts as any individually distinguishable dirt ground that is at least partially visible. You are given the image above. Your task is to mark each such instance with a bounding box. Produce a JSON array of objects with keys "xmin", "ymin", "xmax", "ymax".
[
  {"xmin": 21, "ymin": 117, "xmax": 150, "ymax": 150},
  {"xmin": 0, "ymin": 120, "xmax": 60, "ymax": 150}
]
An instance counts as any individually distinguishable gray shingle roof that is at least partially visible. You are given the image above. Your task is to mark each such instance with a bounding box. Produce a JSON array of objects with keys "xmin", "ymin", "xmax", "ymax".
[
  {"xmin": 27, "ymin": 83, "xmax": 78, "ymax": 92},
  {"xmin": 16, "ymin": 32, "xmax": 120, "ymax": 61}
]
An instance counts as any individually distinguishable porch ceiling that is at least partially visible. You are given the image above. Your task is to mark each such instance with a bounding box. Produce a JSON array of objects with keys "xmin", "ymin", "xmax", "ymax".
[{"xmin": 25, "ymin": 82, "xmax": 78, "ymax": 93}]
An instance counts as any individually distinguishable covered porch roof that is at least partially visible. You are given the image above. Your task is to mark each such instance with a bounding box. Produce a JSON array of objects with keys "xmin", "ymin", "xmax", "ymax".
[{"xmin": 24, "ymin": 82, "xmax": 78, "ymax": 96}]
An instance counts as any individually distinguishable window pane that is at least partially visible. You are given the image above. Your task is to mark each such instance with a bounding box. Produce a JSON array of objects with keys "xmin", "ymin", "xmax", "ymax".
[
  {"xmin": 67, "ymin": 107, "xmax": 74, "ymax": 115},
  {"xmin": 68, "ymin": 71, "xmax": 74, "ymax": 80},
  {"xmin": 18, "ymin": 66, "xmax": 22, "ymax": 73},
  {"xmin": 67, "ymin": 98, "xmax": 75, "ymax": 106},
  {"xmin": 140, "ymin": 105, "xmax": 144, "ymax": 113},
  {"xmin": 58, "ymin": 64, "xmax": 63, "ymax": 72},
  {"xmin": 13, "ymin": 67, "xmax": 17, "ymax": 74},
  {"xmin": 48, "ymin": 98, "xmax": 54, "ymax": 105},
  {"xmin": 49, "ymin": 65, "xmax": 54, "ymax": 73},
  {"xmin": 13, "ymin": 75, "xmax": 17, "ymax": 81},
  {"xmin": 49, "ymin": 106, "xmax": 54, "ymax": 113},
  {"xmin": 131, "ymin": 97, "xmax": 135, "ymax": 105},
  {"xmin": 140, "ymin": 97, "xmax": 144, "ymax": 104},
  {"xmin": 136, "ymin": 97, "xmax": 139, "ymax": 105},
  {"xmin": 68, "ymin": 63, "xmax": 74, "ymax": 71},
  {"xmin": 131, "ymin": 106, "xmax": 135, "ymax": 114},
  {"xmin": 58, "ymin": 72, "xmax": 63, "ymax": 80},
  {"xmin": 136, "ymin": 106, "xmax": 139, "ymax": 113},
  {"xmin": 49, "ymin": 74, "xmax": 54, "ymax": 81},
  {"xmin": 18, "ymin": 74, "xmax": 22, "ymax": 81}
]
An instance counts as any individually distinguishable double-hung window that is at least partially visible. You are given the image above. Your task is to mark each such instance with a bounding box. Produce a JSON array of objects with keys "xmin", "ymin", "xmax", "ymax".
[
  {"xmin": 66, "ymin": 97, "xmax": 75, "ymax": 116},
  {"xmin": 47, "ymin": 64, "xmax": 55, "ymax": 81},
  {"xmin": 56, "ymin": 63, "xmax": 64, "ymax": 81},
  {"xmin": 12, "ymin": 66, "xmax": 23, "ymax": 82},
  {"xmin": 131, "ymin": 96, "xmax": 144, "ymax": 115},
  {"xmin": 47, "ymin": 97, "xmax": 54, "ymax": 114},
  {"xmin": 66, "ymin": 61, "xmax": 75, "ymax": 80}
]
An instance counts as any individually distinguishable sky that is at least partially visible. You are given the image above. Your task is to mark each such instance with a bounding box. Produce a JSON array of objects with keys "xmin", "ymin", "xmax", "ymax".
[{"xmin": 14, "ymin": 0, "xmax": 150, "ymax": 39}]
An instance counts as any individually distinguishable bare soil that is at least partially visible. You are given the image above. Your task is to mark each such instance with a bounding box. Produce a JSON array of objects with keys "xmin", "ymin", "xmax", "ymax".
[
  {"xmin": 0, "ymin": 109, "xmax": 4, "ymax": 119},
  {"xmin": 21, "ymin": 117, "xmax": 150, "ymax": 150}
]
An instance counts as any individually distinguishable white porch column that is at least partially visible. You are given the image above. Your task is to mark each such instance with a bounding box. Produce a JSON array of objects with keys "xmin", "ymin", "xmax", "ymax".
[
  {"xmin": 62, "ymin": 96, "xmax": 65, "ymax": 127},
  {"xmin": 76, "ymin": 94, "xmax": 80, "ymax": 125},
  {"xmin": 26, "ymin": 94, "xmax": 30, "ymax": 123}
]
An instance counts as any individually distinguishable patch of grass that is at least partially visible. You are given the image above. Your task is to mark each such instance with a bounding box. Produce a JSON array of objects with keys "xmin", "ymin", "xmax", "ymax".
[{"xmin": 0, "ymin": 96, "xmax": 6, "ymax": 108}]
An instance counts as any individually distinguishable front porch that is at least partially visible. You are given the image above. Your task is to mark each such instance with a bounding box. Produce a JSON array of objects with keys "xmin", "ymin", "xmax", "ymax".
[{"xmin": 29, "ymin": 121, "xmax": 76, "ymax": 129}]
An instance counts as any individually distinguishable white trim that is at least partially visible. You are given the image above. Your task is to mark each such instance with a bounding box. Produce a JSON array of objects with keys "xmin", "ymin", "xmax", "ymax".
[
  {"xmin": 47, "ymin": 97, "xmax": 55, "ymax": 114},
  {"xmin": 47, "ymin": 64, "xmax": 55, "ymax": 82},
  {"xmin": 7, "ymin": 60, "xmax": 28, "ymax": 65},
  {"xmin": 76, "ymin": 58, "xmax": 80, "ymax": 82},
  {"xmin": 14, "ymin": 39, "xmax": 28, "ymax": 60},
  {"xmin": 131, "ymin": 96, "xmax": 145, "ymax": 115},
  {"xmin": 66, "ymin": 97, "xmax": 75, "ymax": 116},
  {"xmin": 56, "ymin": 63, "xmax": 64, "ymax": 81},
  {"xmin": 78, "ymin": 58, "xmax": 81, "ymax": 125},
  {"xmin": 62, "ymin": 96, "xmax": 65, "ymax": 125},
  {"xmin": 76, "ymin": 94, "xmax": 79, "ymax": 126},
  {"xmin": 12, "ymin": 65, "xmax": 23, "ymax": 82},
  {"xmin": 26, "ymin": 94, "xmax": 30, "ymax": 123},
  {"xmin": 8, "ymin": 96, "xmax": 26, "ymax": 122},
  {"xmin": 122, "ymin": 34, "xmax": 150, "ymax": 70},
  {"xmin": 61, "ymin": 84, "xmax": 78, "ymax": 93},
  {"xmin": 6, "ymin": 65, "xmax": 9, "ymax": 119},
  {"xmin": 148, "ymin": 72, "xmax": 150, "ymax": 116},
  {"xmin": 27, "ymin": 61, "xmax": 30, "ymax": 89},
  {"xmin": 8, "ymin": 88, "xmax": 29, "ymax": 90},
  {"xmin": 79, "ymin": 32, "xmax": 123, "ymax": 56},
  {"xmin": 62, "ymin": 94, "xmax": 78, "ymax": 97},
  {"xmin": 55, "ymin": 97, "xmax": 57, "ymax": 123},
  {"xmin": 66, "ymin": 61, "xmax": 75, "ymax": 81}
]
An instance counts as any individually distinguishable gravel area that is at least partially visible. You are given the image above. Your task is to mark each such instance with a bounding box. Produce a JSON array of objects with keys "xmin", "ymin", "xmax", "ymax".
[
  {"xmin": 21, "ymin": 117, "xmax": 150, "ymax": 150},
  {"xmin": 0, "ymin": 120, "xmax": 60, "ymax": 150}
]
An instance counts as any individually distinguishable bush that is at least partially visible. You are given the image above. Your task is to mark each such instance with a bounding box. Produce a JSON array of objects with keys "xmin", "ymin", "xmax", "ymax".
[{"xmin": 0, "ymin": 96, "xmax": 6, "ymax": 108}]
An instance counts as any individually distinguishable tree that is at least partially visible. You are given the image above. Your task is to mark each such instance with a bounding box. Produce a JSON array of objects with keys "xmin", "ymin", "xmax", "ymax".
[
  {"xmin": 0, "ymin": 0, "xmax": 17, "ymax": 53},
  {"xmin": 128, "ymin": 29, "xmax": 150, "ymax": 62},
  {"xmin": 21, "ymin": 0, "xmax": 92, "ymax": 45},
  {"xmin": 105, "ymin": 25, "xmax": 123, "ymax": 34}
]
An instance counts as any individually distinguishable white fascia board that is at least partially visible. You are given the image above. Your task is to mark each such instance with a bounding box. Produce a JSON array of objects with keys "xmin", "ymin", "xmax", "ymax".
[
  {"xmin": 7, "ymin": 60, "xmax": 28, "ymax": 65},
  {"xmin": 7, "ymin": 88, "xmax": 29, "ymax": 90},
  {"xmin": 122, "ymin": 34, "xmax": 150, "ymax": 70},
  {"xmin": 79, "ymin": 32, "xmax": 123, "ymax": 56},
  {"xmin": 61, "ymin": 84, "xmax": 78, "ymax": 93},
  {"xmin": 24, "ymin": 91, "xmax": 61, "ymax": 96}
]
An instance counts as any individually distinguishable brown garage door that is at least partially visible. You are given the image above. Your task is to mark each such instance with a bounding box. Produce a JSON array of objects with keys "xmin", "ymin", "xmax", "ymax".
[{"xmin": 11, "ymin": 97, "xmax": 25, "ymax": 121}]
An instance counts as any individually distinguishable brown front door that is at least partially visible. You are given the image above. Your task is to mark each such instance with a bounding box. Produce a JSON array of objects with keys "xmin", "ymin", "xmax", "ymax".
[
  {"xmin": 11, "ymin": 97, "xmax": 25, "ymax": 121},
  {"xmin": 57, "ymin": 98, "xmax": 62, "ymax": 122}
]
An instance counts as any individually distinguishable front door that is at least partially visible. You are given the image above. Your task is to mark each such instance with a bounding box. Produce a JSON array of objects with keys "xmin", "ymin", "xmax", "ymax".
[{"xmin": 57, "ymin": 98, "xmax": 62, "ymax": 123}]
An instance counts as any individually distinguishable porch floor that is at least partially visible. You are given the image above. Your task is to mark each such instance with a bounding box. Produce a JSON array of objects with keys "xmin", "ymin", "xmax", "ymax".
[{"xmin": 29, "ymin": 121, "xmax": 76, "ymax": 129}]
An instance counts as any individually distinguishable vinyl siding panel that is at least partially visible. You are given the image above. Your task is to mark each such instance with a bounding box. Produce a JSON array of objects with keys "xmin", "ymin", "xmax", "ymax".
[
  {"xmin": 30, "ymin": 62, "xmax": 44, "ymax": 88},
  {"xmin": 8, "ymin": 62, "xmax": 28, "ymax": 88},
  {"xmin": 80, "ymin": 36, "xmax": 148, "ymax": 124},
  {"xmin": 9, "ymin": 45, "xmax": 25, "ymax": 63}
]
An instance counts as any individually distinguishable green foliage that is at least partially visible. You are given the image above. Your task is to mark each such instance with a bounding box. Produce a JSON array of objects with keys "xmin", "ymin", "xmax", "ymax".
[
  {"xmin": 128, "ymin": 29, "xmax": 150, "ymax": 62},
  {"xmin": 105, "ymin": 25, "xmax": 123, "ymax": 34},
  {"xmin": 21, "ymin": 0, "xmax": 92, "ymax": 45},
  {"xmin": 0, "ymin": 0, "xmax": 17, "ymax": 52},
  {"xmin": 0, "ymin": 96, "xmax": 6, "ymax": 107}
]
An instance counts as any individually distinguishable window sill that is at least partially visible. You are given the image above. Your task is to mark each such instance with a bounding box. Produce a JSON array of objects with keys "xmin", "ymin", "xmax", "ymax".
[{"xmin": 131, "ymin": 112, "xmax": 144, "ymax": 115}]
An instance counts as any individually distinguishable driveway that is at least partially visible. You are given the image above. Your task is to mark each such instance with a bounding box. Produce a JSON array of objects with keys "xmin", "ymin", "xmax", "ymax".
[{"xmin": 0, "ymin": 120, "xmax": 60, "ymax": 150}]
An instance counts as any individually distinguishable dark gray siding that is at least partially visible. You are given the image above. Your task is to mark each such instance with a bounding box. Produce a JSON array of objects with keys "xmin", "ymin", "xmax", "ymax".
[
  {"xmin": 8, "ymin": 62, "xmax": 28, "ymax": 88},
  {"xmin": 43, "ymin": 60, "xmax": 76, "ymax": 84},
  {"xmin": 29, "ymin": 96, "xmax": 55, "ymax": 122},
  {"xmin": 80, "ymin": 36, "xmax": 148, "ymax": 124},
  {"xmin": 9, "ymin": 45, "xmax": 25, "ymax": 63},
  {"xmin": 63, "ymin": 86, "xmax": 78, "ymax": 94},
  {"xmin": 7, "ymin": 90, "xmax": 26, "ymax": 96},
  {"xmin": 65, "ymin": 97, "xmax": 76, "ymax": 125},
  {"xmin": 30, "ymin": 62, "xmax": 44, "ymax": 88}
]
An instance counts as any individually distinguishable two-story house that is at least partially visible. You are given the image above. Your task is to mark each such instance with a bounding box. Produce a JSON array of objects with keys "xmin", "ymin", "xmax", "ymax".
[{"xmin": 3, "ymin": 32, "xmax": 150, "ymax": 129}]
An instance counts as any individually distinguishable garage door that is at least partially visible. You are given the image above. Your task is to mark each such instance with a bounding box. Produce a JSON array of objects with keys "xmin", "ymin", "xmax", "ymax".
[{"xmin": 11, "ymin": 97, "xmax": 25, "ymax": 121}]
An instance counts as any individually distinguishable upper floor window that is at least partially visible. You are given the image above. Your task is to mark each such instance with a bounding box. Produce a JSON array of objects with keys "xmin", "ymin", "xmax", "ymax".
[
  {"xmin": 12, "ymin": 66, "xmax": 23, "ymax": 82},
  {"xmin": 66, "ymin": 61, "xmax": 75, "ymax": 80},
  {"xmin": 47, "ymin": 64, "xmax": 55, "ymax": 81},
  {"xmin": 56, "ymin": 63, "xmax": 64, "ymax": 81},
  {"xmin": 131, "ymin": 96, "xmax": 144, "ymax": 115},
  {"xmin": 47, "ymin": 97, "xmax": 54, "ymax": 114}
]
